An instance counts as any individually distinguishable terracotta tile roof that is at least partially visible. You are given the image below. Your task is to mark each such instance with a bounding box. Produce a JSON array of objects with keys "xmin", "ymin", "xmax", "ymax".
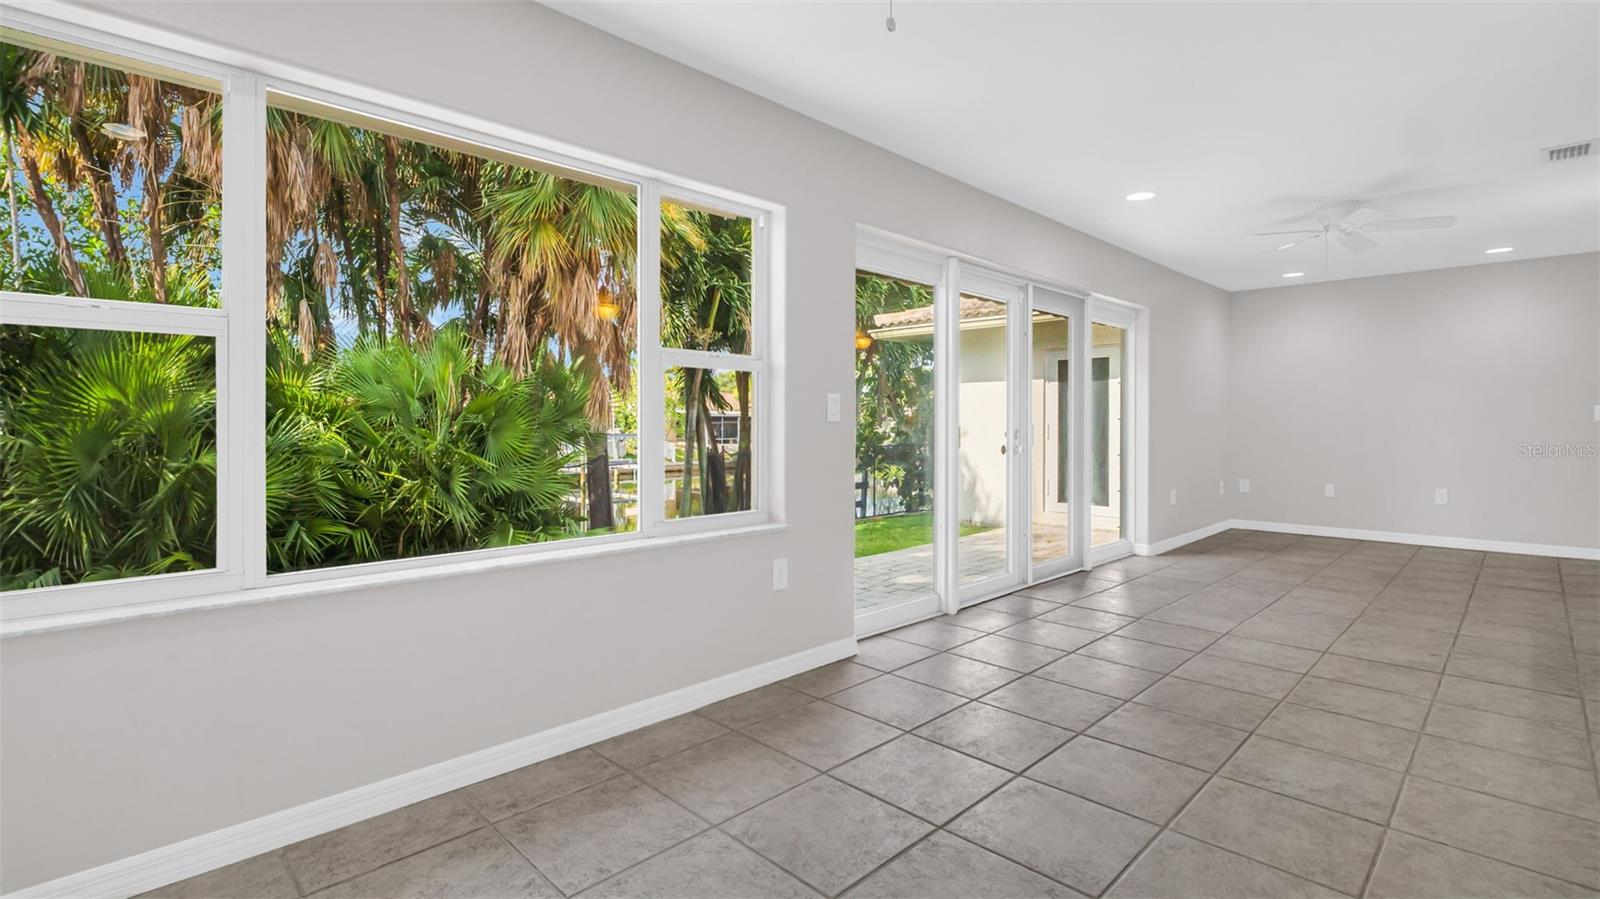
[{"xmin": 872, "ymin": 296, "xmax": 1005, "ymax": 329}]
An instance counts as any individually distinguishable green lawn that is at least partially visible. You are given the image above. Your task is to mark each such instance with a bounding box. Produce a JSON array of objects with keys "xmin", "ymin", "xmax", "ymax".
[{"xmin": 855, "ymin": 512, "xmax": 992, "ymax": 558}]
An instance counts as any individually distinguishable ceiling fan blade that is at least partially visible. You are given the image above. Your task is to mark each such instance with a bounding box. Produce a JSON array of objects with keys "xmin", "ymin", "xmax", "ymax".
[
  {"xmin": 1314, "ymin": 200, "xmax": 1365, "ymax": 226},
  {"xmin": 1338, "ymin": 231, "xmax": 1380, "ymax": 254},
  {"xmin": 1344, "ymin": 206, "xmax": 1388, "ymax": 227},
  {"xmin": 1365, "ymin": 215, "xmax": 1456, "ymax": 231},
  {"xmin": 1249, "ymin": 230, "xmax": 1322, "ymax": 237},
  {"xmin": 1260, "ymin": 233, "xmax": 1322, "ymax": 254}
]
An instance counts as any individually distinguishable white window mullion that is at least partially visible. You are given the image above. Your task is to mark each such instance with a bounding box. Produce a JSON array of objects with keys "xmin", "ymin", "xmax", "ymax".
[
  {"xmin": 637, "ymin": 179, "xmax": 665, "ymax": 537},
  {"xmin": 658, "ymin": 348, "xmax": 762, "ymax": 372},
  {"xmin": 0, "ymin": 292, "xmax": 226, "ymax": 336},
  {"xmin": 223, "ymin": 71, "xmax": 269, "ymax": 586},
  {"xmin": 754, "ymin": 213, "xmax": 778, "ymax": 521}
]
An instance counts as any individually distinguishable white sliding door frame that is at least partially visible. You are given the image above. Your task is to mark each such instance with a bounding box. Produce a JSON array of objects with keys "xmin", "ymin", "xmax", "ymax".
[
  {"xmin": 1029, "ymin": 284, "xmax": 1088, "ymax": 584},
  {"xmin": 1088, "ymin": 298, "xmax": 1139, "ymax": 565},
  {"xmin": 954, "ymin": 264, "xmax": 1028, "ymax": 608},
  {"xmin": 853, "ymin": 240, "xmax": 951, "ymax": 633}
]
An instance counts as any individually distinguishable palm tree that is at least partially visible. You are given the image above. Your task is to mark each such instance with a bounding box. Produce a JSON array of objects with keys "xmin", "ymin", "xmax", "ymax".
[
  {"xmin": 660, "ymin": 204, "xmax": 753, "ymax": 516},
  {"xmin": 1, "ymin": 45, "xmax": 89, "ymax": 296},
  {"xmin": 0, "ymin": 325, "xmax": 217, "ymax": 588},
  {"xmin": 483, "ymin": 166, "xmax": 639, "ymax": 529},
  {"xmin": 47, "ymin": 57, "xmax": 131, "ymax": 279},
  {"xmin": 263, "ymin": 325, "xmax": 591, "ymax": 571},
  {"xmin": 854, "ymin": 272, "xmax": 936, "ymax": 515}
]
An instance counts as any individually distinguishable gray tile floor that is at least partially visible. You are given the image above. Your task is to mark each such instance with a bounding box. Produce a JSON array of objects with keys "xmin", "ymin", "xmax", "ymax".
[{"xmin": 147, "ymin": 529, "xmax": 1600, "ymax": 898}]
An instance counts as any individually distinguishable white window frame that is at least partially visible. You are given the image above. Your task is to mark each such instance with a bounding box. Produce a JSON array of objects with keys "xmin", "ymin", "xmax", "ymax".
[
  {"xmin": 646, "ymin": 184, "xmax": 772, "ymax": 537},
  {"xmin": 0, "ymin": 9, "xmax": 780, "ymax": 626}
]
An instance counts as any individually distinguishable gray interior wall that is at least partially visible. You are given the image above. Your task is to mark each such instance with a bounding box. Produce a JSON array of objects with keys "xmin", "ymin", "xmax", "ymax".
[
  {"xmin": 0, "ymin": 2, "xmax": 1231, "ymax": 890},
  {"xmin": 1226, "ymin": 252, "xmax": 1600, "ymax": 551}
]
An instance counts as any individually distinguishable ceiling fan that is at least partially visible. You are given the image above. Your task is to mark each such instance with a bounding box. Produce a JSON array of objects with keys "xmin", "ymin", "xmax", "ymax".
[{"xmin": 1252, "ymin": 200, "xmax": 1456, "ymax": 255}]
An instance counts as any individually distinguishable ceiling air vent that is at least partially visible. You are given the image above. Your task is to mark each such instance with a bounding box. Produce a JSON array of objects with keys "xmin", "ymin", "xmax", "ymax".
[{"xmin": 1543, "ymin": 140, "xmax": 1594, "ymax": 163}]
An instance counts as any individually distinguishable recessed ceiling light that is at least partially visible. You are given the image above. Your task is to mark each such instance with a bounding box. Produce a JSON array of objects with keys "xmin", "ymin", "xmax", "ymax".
[
  {"xmin": 1282, "ymin": 272, "xmax": 1305, "ymax": 279},
  {"xmin": 1124, "ymin": 191, "xmax": 1157, "ymax": 202},
  {"xmin": 1485, "ymin": 246, "xmax": 1514, "ymax": 254}
]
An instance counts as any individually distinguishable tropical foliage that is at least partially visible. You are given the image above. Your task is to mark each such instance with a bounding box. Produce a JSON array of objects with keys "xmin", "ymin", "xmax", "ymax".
[
  {"xmin": 0, "ymin": 326, "xmax": 216, "ymax": 588},
  {"xmin": 661, "ymin": 207, "xmax": 754, "ymax": 517},
  {"xmin": 0, "ymin": 38, "xmax": 754, "ymax": 589},
  {"xmin": 265, "ymin": 326, "xmax": 591, "ymax": 573},
  {"xmin": 854, "ymin": 272, "xmax": 935, "ymax": 520}
]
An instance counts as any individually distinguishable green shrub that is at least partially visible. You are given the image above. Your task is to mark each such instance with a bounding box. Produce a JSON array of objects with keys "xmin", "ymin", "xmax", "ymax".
[
  {"xmin": 0, "ymin": 324, "xmax": 595, "ymax": 589},
  {"xmin": 265, "ymin": 325, "xmax": 593, "ymax": 573},
  {"xmin": 0, "ymin": 326, "xmax": 217, "ymax": 588}
]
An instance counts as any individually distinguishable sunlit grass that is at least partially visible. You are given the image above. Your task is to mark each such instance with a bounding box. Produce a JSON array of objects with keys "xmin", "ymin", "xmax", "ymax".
[{"xmin": 854, "ymin": 512, "xmax": 991, "ymax": 558}]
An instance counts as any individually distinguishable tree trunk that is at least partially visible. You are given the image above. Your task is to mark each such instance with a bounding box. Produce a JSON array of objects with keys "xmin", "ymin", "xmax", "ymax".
[
  {"xmin": 734, "ymin": 370, "xmax": 751, "ymax": 510},
  {"xmin": 330, "ymin": 192, "xmax": 370, "ymax": 336},
  {"xmin": 471, "ymin": 228, "xmax": 495, "ymax": 362},
  {"xmin": 371, "ymin": 202, "xmax": 391, "ymax": 343},
  {"xmin": 6, "ymin": 140, "xmax": 20, "ymax": 289},
  {"xmin": 15, "ymin": 130, "xmax": 88, "ymax": 297},
  {"xmin": 69, "ymin": 121, "xmax": 129, "ymax": 277},
  {"xmin": 140, "ymin": 151, "xmax": 168, "ymax": 302},
  {"xmin": 383, "ymin": 136, "xmax": 412, "ymax": 341},
  {"xmin": 700, "ymin": 398, "xmax": 727, "ymax": 514},
  {"xmin": 677, "ymin": 369, "xmax": 701, "ymax": 517},
  {"xmin": 585, "ymin": 431, "xmax": 614, "ymax": 531}
]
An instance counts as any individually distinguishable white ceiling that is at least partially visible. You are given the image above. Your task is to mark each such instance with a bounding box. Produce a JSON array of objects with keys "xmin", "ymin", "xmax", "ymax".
[{"xmin": 546, "ymin": 0, "xmax": 1599, "ymax": 291}]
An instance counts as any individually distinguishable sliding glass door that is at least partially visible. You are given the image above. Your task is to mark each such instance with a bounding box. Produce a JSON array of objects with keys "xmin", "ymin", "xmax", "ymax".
[
  {"xmin": 1089, "ymin": 305, "xmax": 1136, "ymax": 561},
  {"xmin": 1029, "ymin": 285, "xmax": 1086, "ymax": 581},
  {"xmin": 853, "ymin": 238, "xmax": 1137, "ymax": 634},
  {"xmin": 955, "ymin": 268, "xmax": 1026, "ymax": 604},
  {"xmin": 853, "ymin": 246, "xmax": 947, "ymax": 632}
]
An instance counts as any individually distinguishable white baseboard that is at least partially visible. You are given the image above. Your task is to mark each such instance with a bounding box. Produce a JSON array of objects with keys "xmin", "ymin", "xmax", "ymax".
[
  {"xmin": 1135, "ymin": 518, "xmax": 1599, "ymax": 561},
  {"xmin": 1134, "ymin": 520, "xmax": 1234, "ymax": 556},
  {"xmin": 1230, "ymin": 519, "xmax": 1600, "ymax": 561},
  {"xmin": 6, "ymin": 636, "xmax": 858, "ymax": 899}
]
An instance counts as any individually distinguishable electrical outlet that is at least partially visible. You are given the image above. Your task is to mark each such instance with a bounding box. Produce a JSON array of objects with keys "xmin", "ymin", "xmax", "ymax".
[
  {"xmin": 1324, "ymin": 483, "xmax": 1336, "ymax": 498},
  {"xmin": 1169, "ymin": 488, "xmax": 1178, "ymax": 506},
  {"xmin": 772, "ymin": 558, "xmax": 788, "ymax": 590},
  {"xmin": 1434, "ymin": 488, "xmax": 1449, "ymax": 506},
  {"xmin": 826, "ymin": 393, "xmax": 841, "ymax": 423},
  {"xmin": 1238, "ymin": 479, "xmax": 1251, "ymax": 494}
]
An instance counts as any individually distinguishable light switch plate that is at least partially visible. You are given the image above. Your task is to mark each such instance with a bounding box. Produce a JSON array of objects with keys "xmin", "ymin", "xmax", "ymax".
[
  {"xmin": 1434, "ymin": 488, "xmax": 1449, "ymax": 505},
  {"xmin": 826, "ymin": 393, "xmax": 841, "ymax": 423},
  {"xmin": 1238, "ymin": 479, "xmax": 1251, "ymax": 494},
  {"xmin": 772, "ymin": 558, "xmax": 789, "ymax": 590},
  {"xmin": 1324, "ymin": 483, "xmax": 1335, "ymax": 498}
]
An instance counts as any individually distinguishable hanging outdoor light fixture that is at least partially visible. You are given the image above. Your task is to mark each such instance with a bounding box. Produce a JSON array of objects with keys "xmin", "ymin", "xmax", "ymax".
[
  {"xmin": 594, "ymin": 287, "xmax": 621, "ymax": 322},
  {"xmin": 100, "ymin": 122, "xmax": 146, "ymax": 141},
  {"xmin": 885, "ymin": 0, "xmax": 896, "ymax": 32}
]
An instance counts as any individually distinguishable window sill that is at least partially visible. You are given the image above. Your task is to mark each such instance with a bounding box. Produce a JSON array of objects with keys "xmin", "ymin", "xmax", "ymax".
[{"xmin": 1, "ymin": 522, "xmax": 789, "ymax": 639}]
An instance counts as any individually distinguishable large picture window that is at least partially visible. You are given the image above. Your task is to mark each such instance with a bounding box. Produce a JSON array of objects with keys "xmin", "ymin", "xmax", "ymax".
[
  {"xmin": 1, "ymin": 32, "xmax": 226, "ymax": 593},
  {"xmin": 0, "ymin": 19, "xmax": 775, "ymax": 620},
  {"xmin": 263, "ymin": 97, "xmax": 641, "ymax": 573}
]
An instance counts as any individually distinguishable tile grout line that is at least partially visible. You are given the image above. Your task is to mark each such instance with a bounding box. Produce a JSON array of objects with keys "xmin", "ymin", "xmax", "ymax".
[
  {"xmin": 1362, "ymin": 549, "xmax": 1481, "ymax": 899},
  {"xmin": 1559, "ymin": 559, "xmax": 1600, "ymax": 825},
  {"xmin": 1098, "ymin": 533, "xmax": 1397, "ymax": 898},
  {"xmin": 157, "ymin": 534, "xmax": 1598, "ymax": 899}
]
